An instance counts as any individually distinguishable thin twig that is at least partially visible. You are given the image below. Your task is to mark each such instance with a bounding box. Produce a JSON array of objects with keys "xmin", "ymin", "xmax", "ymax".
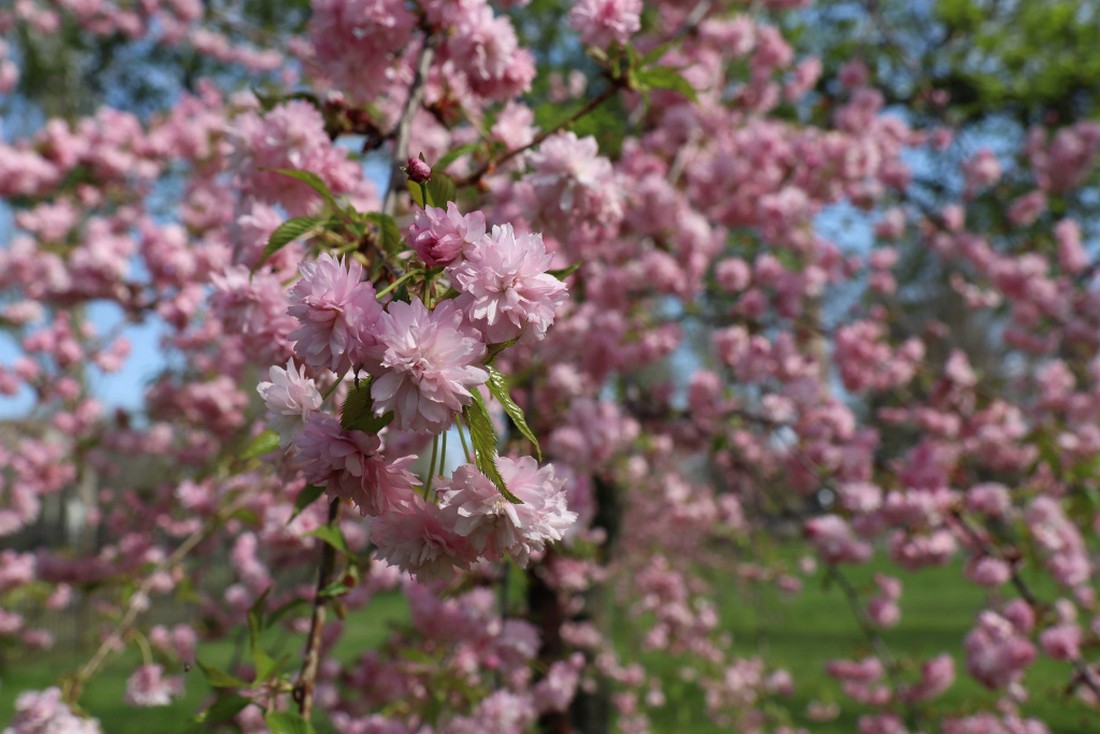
[
  {"xmin": 65, "ymin": 494, "xmax": 249, "ymax": 704},
  {"xmin": 456, "ymin": 84, "xmax": 621, "ymax": 188},
  {"xmin": 383, "ymin": 34, "xmax": 437, "ymax": 217},
  {"xmin": 294, "ymin": 498, "xmax": 341, "ymax": 720},
  {"xmin": 827, "ymin": 565, "xmax": 919, "ymax": 729},
  {"xmin": 951, "ymin": 510, "xmax": 1100, "ymax": 700}
]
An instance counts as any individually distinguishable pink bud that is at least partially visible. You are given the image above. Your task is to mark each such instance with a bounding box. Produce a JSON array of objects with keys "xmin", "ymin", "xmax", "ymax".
[{"xmin": 406, "ymin": 156, "xmax": 432, "ymax": 183}]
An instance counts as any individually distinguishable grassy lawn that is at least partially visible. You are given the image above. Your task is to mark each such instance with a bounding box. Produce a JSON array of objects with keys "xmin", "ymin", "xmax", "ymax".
[
  {"xmin": 2, "ymin": 555, "xmax": 1097, "ymax": 731},
  {"xmin": 631, "ymin": 550, "xmax": 1098, "ymax": 732}
]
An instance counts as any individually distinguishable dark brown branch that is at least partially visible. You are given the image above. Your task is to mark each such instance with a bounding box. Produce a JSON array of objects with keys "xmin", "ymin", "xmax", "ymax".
[
  {"xmin": 455, "ymin": 84, "xmax": 621, "ymax": 189},
  {"xmin": 294, "ymin": 498, "xmax": 341, "ymax": 720},
  {"xmin": 951, "ymin": 509, "xmax": 1100, "ymax": 700}
]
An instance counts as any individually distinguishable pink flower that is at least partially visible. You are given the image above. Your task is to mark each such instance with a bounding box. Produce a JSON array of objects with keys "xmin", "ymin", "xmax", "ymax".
[
  {"xmin": 288, "ymin": 253, "xmax": 383, "ymax": 374},
  {"xmin": 227, "ymin": 101, "xmax": 361, "ymax": 215},
  {"xmin": 124, "ymin": 665, "xmax": 184, "ymax": 707},
  {"xmin": 368, "ymin": 494, "xmax": 475, "ymax": 581},
  {"xmin": 569, "ymin": 0, "xmax": 642, "ymax": 48},
  {"xmin": 407, "ymin": 202, "xmax": 486, "ymax": 267},
  {"xmin": 257, "ymin": 359, "xmax": 322, "ymax": 446},
  {"xmin": 805, "ymin": 515, "xmax": 872, "ymax": 564},
  {"xmin": 438, "ymin": 457, "xmax": 578, "ymax": 565},
  {"xmin": 906, "ymin": 654, "xmax": 955, "ymax": 701},
  {"xmin": 292, "ymin": 413, "xmax": 416, "ymax": 516},
  {"xmin": 6, "ymin": 687, "xmax": 102, "ymax": 733},
  {"xmin": 1040, "ymin": 623, "xmax": 1082, "ymax": 661},
  {"xmin": 368, "ymin": 299, "xmax": 488, "ymax": 434},
  {"xmin": 450, "ymin": 224, "xmax": 568, "ymax": 343}
]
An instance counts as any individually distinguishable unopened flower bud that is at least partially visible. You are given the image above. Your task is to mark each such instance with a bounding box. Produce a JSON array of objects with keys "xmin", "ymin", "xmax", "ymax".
[{"xmin": 407, "ymin": 156, "xmax": 431, "ymax": 183}]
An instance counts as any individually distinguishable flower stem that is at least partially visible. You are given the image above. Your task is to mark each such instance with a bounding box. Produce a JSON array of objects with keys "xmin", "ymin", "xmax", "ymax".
[{"xmin": 376, "ymin": 270, "xmax": 417, "ymax": 300}]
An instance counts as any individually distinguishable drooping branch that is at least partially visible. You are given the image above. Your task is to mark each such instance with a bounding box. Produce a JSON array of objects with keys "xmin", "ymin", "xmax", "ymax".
[{"xmin": 64, "ymin": 493, "xmax": 250, "ymax": 705}]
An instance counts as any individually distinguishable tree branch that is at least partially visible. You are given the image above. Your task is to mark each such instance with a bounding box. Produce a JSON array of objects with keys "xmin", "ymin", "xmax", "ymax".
[
  {"xmin": 293, "ymin": 497, "xmax": 341, "ymax": 720},
  {"xmin": 383, "ymin": 35, "xmax": 437, "ymax": 217}
]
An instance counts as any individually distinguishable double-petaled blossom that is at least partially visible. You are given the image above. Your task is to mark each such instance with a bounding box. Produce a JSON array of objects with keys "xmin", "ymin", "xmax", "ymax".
[
  {"xmin": 438, "ymin": 457, "xmax": 577, "ymax": 566},
  {"xmin": 368, "ymin": 494, "xmax": 476, "ymax": 581},
  {"xmin": 407, "ymin": 202, "xmax": 486, "ymax": 267},
  {"xmin": 450, "ymin": 224, "xmax": 568, "ymax": 343},
  {"xmin": 5, "ymin": 687, "xmax": 102, "ymax": 734},
  {"xmin": 287, "ymin": 253, "xmax": 383, "ymax": 374},
  {"xmin": 124, "ymin": 665, "xmax": 184, "ymax": 707},
  {"xmin": 568, "ymin": 0, "xmax": 642, "ymax": 48},
  {"xmin": 368, "ymin": 299, "xmax": 488, "ymax": 434},
  {"xmin": 291, "ymin": 413, "xmax": 416, "ymax": 516},
  {"xmin": 256, "ymin": 359, "xmax": 323, "ymax": 446}
]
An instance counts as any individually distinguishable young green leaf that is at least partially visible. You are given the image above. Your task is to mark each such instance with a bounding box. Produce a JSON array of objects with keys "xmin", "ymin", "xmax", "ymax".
[
  {"xmin": 341, "ymin": 381, "xmax": 395, "ymax": 433},
  {"xmin": 241, "ymin": 430, "xmax": 280, "ymax": 460},
  {"xmin": 266, "ymin": 711, "xmax": 317, "ymax": 734},
  {"xmin": 425, "ymin": 172, "xmax": 457, "ymax": 207},
  {"xmin": 289, "ymin": 485, "xmax": 326, "ymax": 524},
  {"xmin": 257, "ymin": 216, "xmax": 322, "ymax": 271},
  {"xmin": 487, "ymin": 366, "xmax": 541, "ymax": 459},
  {"xmin": 463, "ymin": 391, "xmax": 522, "ymax": 503},
  {"xmin": 307, "ymin": 525, "xmax": 351, "ymax": 556},
  {"xmin": 264, "ymin": 168, "xmax": 338, "ymax": 209},
  {"xmin": 201, "ymin": 693, "xmax": 253, "ymax": 724},
  {"xmin": 635, "ymin": 67, "xmax": 699, "ymax": 103},
  {"xmin": 196, "ymin": 659, "xmax": 250, "ymax": 689},
  {"xmin": 434, "ymin": 143, "xmax": 480, "ymax": 172},
  {"xmin": 548, "ymin": 261, "xmax": 582, "ymax": 280},
  {"xmin": 405, "ymin": 179, "xmax": 425, "ymax": 208},
  {"xmin": 363, "ymin": 212, "xmax": 402, "ymax": 254}
]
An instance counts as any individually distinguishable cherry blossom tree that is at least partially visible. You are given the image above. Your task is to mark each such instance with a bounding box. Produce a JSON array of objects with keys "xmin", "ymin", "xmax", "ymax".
[{"xmin": 2, "ymin": 1, "xmax": 1100, "ymax": 733}]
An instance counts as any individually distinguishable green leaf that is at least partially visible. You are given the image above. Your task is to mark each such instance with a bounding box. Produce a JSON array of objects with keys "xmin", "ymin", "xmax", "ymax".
[
  {"xmin": 289, "ymin": 485, "xmax": 326, "ymax": 524},
  {"xmin": 487, "ymin": 366, "xmax": 541, "ymax": 460},
  {"xmin": 635, "ymin": 66, "xmax": 698, "ymax": 102},
  {"xmin": 307, "ymin": 525, "xmax": 351, "ymax": 556},
  {"xmin": 200, "ymin": 693, "xmax": 253, "ymax": 724},
  {"xmin": 247, "ymin": 586, "xmax": 272, "ymax": 651},
  {"xmin": 363, "ymin": 212, "xmax": 403, "ymax": 255},
  {"xmin": 341, "ymin": 382, "xmax": 395, "ymax": 433},
  {"xmin": 196, "ymin": 659, "xmax": 250, "ymax": 689},
  {"xmin": 266, "ymin": 711, "xmax": 317, "ymax": 734},
  {"xmin": 256, "ymin": 216, "xmax": 322, "ymax": 271},
  {"xmin": 548, "ymin": 261, "xmax": 582, "ymax": 280},
  {"xmin": 264, "ymin": 168, "xmax": 339, "ymax": 209},
  {"xmin": 241, "ymin": 430, "xmax": 280, "ymax": 461},
  {"xmin": 425, "ymin": 172, "xmax": 457, "ymax": 208},
  {"xmin": 640, "ymin": 41, "xmax": 674, "ymax": 66},
  {"xmin": 435, "ymin": 143, "xmax": 480, "ymax": 172},
  {"xmin": 267, "ymin": 597, "xmax": 308, "ymax": 628},
  {"xmin": 318, "ymin": 580, "xmax": 350, "ymax": 598},
  {"xmin": 463, "ymin": 391, "xmax": 522, "ymax": 504},
  {"xmin": 406, "ymin": 179, "xmax": 425, "ymax": 208},
  {"xmin": 253, "ymin": 651, "xmax": 289, "ymax": 683}
]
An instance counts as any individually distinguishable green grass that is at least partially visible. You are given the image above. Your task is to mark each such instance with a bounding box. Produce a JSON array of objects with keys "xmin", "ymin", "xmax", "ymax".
[
  {"xmin": 2, "ymin": 559, "xmax": 1097, "ymax": 732},
  {"xmin": 624, "ymin": 551, "xmax": 1098, "ymax": 732},
  {"xmin": 0, "ymin": 592, "xmax": 409, "ymax": 733}
]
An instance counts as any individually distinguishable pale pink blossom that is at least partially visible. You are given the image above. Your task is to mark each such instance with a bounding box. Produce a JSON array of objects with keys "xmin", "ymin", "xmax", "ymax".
[
  {"xmin": 288, "ymin": 253, "xmax": 383, "ymax": 374},
  {"xmin": 257, "ymin": 359, "xmax": 323, "ymax": 445},
  {"xmin": 407, "ymin": 202, "xmax": 486, "ymax": 266},
  {"xmin": 124, "ymin": 665, "xmax": 184, "ymax": 707},
  {"xmin": 368, "ymin": 299, "xmax": 488, "ymax": 434},
  {"xmin": 569, "ymin": 0, "xmax": 642, "ymax": 48},
  {"xmin": 292, "ymin": 413, "xmax": 416, "ymax": 516},
  {"xmin": 4, "ymin": 687, "xmax": 102, "ymax": 734},
  {"xmin": 451, "ymin": 224, "xmax": 568, "ymax": 343},
  {"xmin": 439, "ymin": 457, "xmax": 578, "ymax": 565},
  {"xmin": 368, "ymin": 494, "xmax": 476, "ymax": 581}
]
